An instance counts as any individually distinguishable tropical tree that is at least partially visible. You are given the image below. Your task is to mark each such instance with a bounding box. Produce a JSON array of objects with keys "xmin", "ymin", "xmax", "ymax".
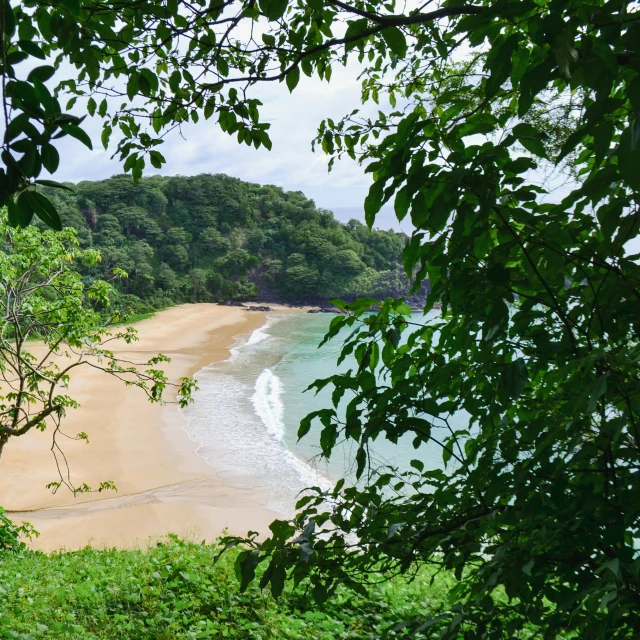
[
  {"xmin": 3, "ymin": 0, "xmax": 640, "ymax": 637},
  {"xmin": 0, "ymin": 214, "xmax": 195, "ymax": 494},
  {"xmin": 229, "ymin": 3, "xmax": 637, "ymax": 640},
  {"xmin": 0, "ymin": 0, "xmax": 580, "ymax": 227}
]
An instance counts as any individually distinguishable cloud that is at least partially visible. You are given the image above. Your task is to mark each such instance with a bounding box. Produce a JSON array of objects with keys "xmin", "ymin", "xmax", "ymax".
[{"xmin": 52, "ymin": 64, "xmax": 379, "ymax": 212}]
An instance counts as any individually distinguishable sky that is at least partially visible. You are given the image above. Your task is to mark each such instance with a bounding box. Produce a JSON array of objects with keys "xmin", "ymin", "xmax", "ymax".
[{"xmin": 51, "ymin": 63, "xmax": 391, "ymax": 223}]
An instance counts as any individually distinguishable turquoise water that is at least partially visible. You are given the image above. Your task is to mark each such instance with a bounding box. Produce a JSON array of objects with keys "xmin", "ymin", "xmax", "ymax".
[{"xmin": 181, "ymin": 312, "xmax": 450, "ymax": 517}]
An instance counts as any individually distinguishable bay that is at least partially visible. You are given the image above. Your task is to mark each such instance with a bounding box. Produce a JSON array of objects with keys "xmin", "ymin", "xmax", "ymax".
[{"xmin": 181, "ymin": 312, "xmax": 453, "ymax": 517}]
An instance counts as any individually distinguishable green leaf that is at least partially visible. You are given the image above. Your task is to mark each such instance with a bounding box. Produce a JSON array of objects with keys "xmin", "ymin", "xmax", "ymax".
[
  {"xmin": 286, "ymin": 66, "xmax": 300, "ymax": 92},
  {"xmin": 485, "ymin": 34, "xmax": 519, "ymax": 99},
  {"xmin": 101, "ymin": 125, "xmax": 112, "ymax": 150},
  {"xmin": 258, "ymin": 0, "xmax": 288, "ymax": 20},
  {"xmin": 552, "ymin": 29, "xmax": 578, "ymax": 79},
  {"xmin": 270, "ymin": 563, "xmax": 286, "ymax": 599},
  {"xmin": 600, "ymin": 557, "xmax": 619, "ymax": 578},
  {"xmin": 18, "ymin": 190, "xmax": 62, "ymax": 230},
  {"xmin": 169, "ymin": 69, "xmax": 181, "ymax": 92},
  {"xmin": 138, "ymin": 73, "xmax": 151, "ymax": 96},
  {"xmin": 618, "ymin": 125, "xmax": 640, "ymax": 190},
  {"xmin": 344, "ymin": 18, "xmax": 368, "ymax": 43},
  {"xmin": 127, "ymin": 72, "xmax": 139, "ymax": 100},
  {"xmin": 588, "ymin": 375, "xmax": 608, "ymax": 413},
  {"xmin": 502, "ymin": 358, "xmax": 528, "ymax": 399},
  {"xmin": 149, "ymin": 150, "xmax": 166, "ymax": 169},
  {"xmin": 62, "ymin": 0, "xmax": 81, "ymax": 15},
  {"xmin": 356, "ymin": 446, "xmax": 366, "ymax": 478},
  {"xmin": 364, "ymin": 180, "xmax": 384, "ymax": 228},
  {"xmin": 60, "ymin": 123, "xmax": 93, "ymax": 150},
  {"xmin": 522, "ymin": 559, "xmax": 535, "ymax": 576},
  {"xmin": 382, "ymin": 27, "xmax": 407, "ymax": 58},
  {"xmin": 7, "ymin": 197, "xmax": 33, "ymax": 228},
  {"xmin": 518, "ymin": 53, "xmax": 554, "ymax": 116},
  {"xmin": 394, "ymin": 185, "xmax": 410, "ymax": 221},
  {"xmin": 141, "ymin": 68, "xmax": 159, "ymax": 94},
  {"xmin": 593, "ymin": 121, "xmax": 613, "ymax": 164},
  {"xmin": 217, "ymin": 56, "xmax": 229, "ymax": 77},
  {"xmin": 512, "ymin": 122, "xmax": 548, "ymax": 158},
  {"xmin": 237, "ymin": 550, "xmax": 260, "ymax": 591},
  {"xmin": 3, "ymin": 0, "xmax": 15, "ymax": 37},
  {"xmin": 18, "ymin": 40, "xmax": 46, "ymax": 60},
  {"xmin": 510, "ymin": 46, "xmax": 530, "ymax": 86},
  {"xmin": 27, "ymin": 65, "xmax": 55, "ymax": 83},
  {"xmin": 34, "ymin": 179, "xmax": 74, "ymax": 191}
]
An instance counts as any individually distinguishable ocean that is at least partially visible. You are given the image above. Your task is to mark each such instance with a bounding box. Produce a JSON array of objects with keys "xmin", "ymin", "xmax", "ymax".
[{"xmin": 180, "ymin": 312, "xmax": 447, "ymax": 517}]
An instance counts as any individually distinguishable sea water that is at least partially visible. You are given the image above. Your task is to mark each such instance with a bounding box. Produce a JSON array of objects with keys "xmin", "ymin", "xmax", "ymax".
[{"xmin": 180, "ymin": 312, "xmax": 449, "ymax": 517}]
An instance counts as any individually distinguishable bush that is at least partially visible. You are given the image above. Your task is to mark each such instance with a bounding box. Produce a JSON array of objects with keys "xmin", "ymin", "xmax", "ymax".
[
  {"xmin": 0, "ymin": 508, "xmax": 37, "ymax": 554},
  {"xmin": 0, "ymin": 537, "xmax": 452, "ymax": 639}
]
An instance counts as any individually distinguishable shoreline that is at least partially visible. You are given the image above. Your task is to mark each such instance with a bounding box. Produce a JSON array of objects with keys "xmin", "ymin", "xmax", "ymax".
[{"xmin": 1, "ymin": 304, "xmax": 290, "ymax": 551}]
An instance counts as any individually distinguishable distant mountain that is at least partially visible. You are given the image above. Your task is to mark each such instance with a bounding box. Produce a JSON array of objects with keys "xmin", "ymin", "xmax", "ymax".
[{"xmin": 42, "ymin": 174, "xmax": 425, "ymax": 314}]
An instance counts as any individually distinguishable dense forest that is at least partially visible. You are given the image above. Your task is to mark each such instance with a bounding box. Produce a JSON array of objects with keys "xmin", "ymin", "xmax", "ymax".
[{"xmin": 44, "ymin": 174, "xmax": 409, "ymax": 314}]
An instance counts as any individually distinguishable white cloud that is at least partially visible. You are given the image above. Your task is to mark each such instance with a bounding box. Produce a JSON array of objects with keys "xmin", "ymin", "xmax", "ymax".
[{"xmin": 52, "ymin": 63, "xmax": 378, "ymax": 213}]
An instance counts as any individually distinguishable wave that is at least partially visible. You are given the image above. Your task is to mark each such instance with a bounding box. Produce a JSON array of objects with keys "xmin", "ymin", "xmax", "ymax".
[
  {"xmin": 252, "ymin": 369, "xmax": 285, "ymax": 442},
  {"xmin": 245, "ymin": 323, "xmax": 272, "ymax": 346},
  {"xmin": 251, "ymin": 367, "xmax": 334, "ymax": 495},
  {"xmin": 178, "ymin": 314, "xmax": 334, "ymax": 517}
]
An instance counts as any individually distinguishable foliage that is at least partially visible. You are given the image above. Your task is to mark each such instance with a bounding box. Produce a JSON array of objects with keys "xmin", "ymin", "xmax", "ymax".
[
  {"xmin": 211, "ymin": 2, "xmax": 640, "ymax": 640},
  {"xmin": 0, "ymin": 0, "xmax": 480, "ymax": 229},
  {"xmin": 42, "ymin": 174, "xmax": 406, "ymax": 308},
  {"xmin": 4, "ymin": 0, "xmax": 640, "ymax": 637},
  {"xmin": 0, "ymin": 536, "xmax": 453, "ymax": 639},
  {"xmin": 0, "ymin": 213, "xmax": 194, "ymax": 493},
  {"xmin": 0, "ymin": 507, "xmax": 37, "ymax": 554}
]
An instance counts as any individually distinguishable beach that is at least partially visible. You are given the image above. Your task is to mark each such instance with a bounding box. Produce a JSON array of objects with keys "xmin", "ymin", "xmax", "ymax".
[{"xmin": 0, "ymin": 304, "xmax": 284, "ymax": 551}]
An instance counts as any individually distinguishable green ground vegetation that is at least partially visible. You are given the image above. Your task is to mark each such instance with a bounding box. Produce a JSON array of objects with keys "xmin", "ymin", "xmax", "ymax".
[
  {"xmin": 0, "ymin": 536, "xmax": 453, "ymax": 640},
  {"xmin": 41, "ymin": 174, "xmax": 408, "ymax": 313}
]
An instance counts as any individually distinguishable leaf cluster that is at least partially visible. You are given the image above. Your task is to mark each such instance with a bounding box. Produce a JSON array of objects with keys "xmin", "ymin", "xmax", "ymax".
[{"xmin": 0, "ymin": 212, "xmax": 193, "ymax": 493}]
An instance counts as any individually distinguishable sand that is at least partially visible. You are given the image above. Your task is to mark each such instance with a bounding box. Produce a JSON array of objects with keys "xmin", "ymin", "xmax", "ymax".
[{"xmin": 0, "ymin": 304, "xmax": 286, "ymax": 551}]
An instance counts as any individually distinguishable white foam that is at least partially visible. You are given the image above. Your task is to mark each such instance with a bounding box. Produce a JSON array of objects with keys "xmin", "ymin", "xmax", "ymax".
[
  {"xmin": 177, "ymin": 314, "xmax": 335, "ymax": 517},
  {"xmin": 252, "ymin": 369, "xmax": 285, "ymax": 442},
  {"xmin": 246, "ymin": 324, "xmax": 271, "ymax": 345}
]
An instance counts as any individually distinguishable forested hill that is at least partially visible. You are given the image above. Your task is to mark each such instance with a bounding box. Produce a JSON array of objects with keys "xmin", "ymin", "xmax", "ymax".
[{"xmin": 44, "ymin": 174, "xmax": 413, "ymax": 313}]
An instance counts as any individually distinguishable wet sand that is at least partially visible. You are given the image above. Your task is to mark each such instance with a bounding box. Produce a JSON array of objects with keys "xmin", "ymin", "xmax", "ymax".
[{"xmin": 0, "ymin": 304, "xmax": 283, "ymax": 551}]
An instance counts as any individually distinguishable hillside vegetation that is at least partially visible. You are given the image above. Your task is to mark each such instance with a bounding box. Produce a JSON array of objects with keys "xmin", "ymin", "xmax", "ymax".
[
  {"xmin": 45, "ymin": 174, "xmax": 408, "ymax": 313},
  {"xmin": 0, "ymin": 537, "xmax": 452, "ymax": 639}
]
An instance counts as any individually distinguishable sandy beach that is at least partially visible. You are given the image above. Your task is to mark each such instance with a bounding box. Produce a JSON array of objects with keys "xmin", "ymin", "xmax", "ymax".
[{"xmin": 0, "ymin": 304, "xmax": 287, "ymax": 551}]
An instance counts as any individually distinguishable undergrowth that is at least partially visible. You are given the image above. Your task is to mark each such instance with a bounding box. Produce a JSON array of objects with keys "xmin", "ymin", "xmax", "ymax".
[{"xmin": 0, "ymin": 536, "xmax": 451, "ymax": 639}]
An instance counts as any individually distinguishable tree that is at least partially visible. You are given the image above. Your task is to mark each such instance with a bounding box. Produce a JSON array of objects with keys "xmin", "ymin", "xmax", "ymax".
[
  {"xmin": 160, "ymin": 227, "xmax": 192, "ymax": 271},
  {"xmin": 330, "ymin": 249, "xmax": 365, "ymax": 276},
  {"xmin": 282, "ymin": 264, "xmax": 320, "ymax": 298},
  {"xmin": 0, "ymin": 0, "xmax": 506, "ymax": 230},
  {"xmin": 115, "ymin": 205, "xmax": 149, "ymax": 238},
  {"xmin": 39, "ymin": 173, "xmax": 407, "ymax": 305},
  {"xmin": 155, "ymin": 262, "xmax": 180, "ymax": 295},
  {"xmin": 211, "ymin": 3, "xmax": 638, "ymax": 640},
  {"xmin": 188, "ymin": 268, "xmax": 208, "ymax": 302},
  {"xmin": 0, "ymin": 214, "xmax": 195, "ymax": 494},
  {"xmin": 4, "ymin": 1, "xmax": 640, "ymax": 636},
  {"xmin": 246, "ymin": 228, "xmax": 266, "ymax": 254},
  {"xmin": 92, "ymin": 214, "xmax": 124, "ymax": 247},
  {"xmin": 198, "ymin": 227, "xmax": 231, "ymax": 259}
]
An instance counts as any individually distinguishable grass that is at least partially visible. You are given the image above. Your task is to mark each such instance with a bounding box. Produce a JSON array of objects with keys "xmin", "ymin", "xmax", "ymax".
[
  {"xmin": 0, "ymin": 537, "xmax": 450, "ymax": 639},
  {"xmin": 108, "ymin": 312, "xmax": 157, "ymax": 327}
]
